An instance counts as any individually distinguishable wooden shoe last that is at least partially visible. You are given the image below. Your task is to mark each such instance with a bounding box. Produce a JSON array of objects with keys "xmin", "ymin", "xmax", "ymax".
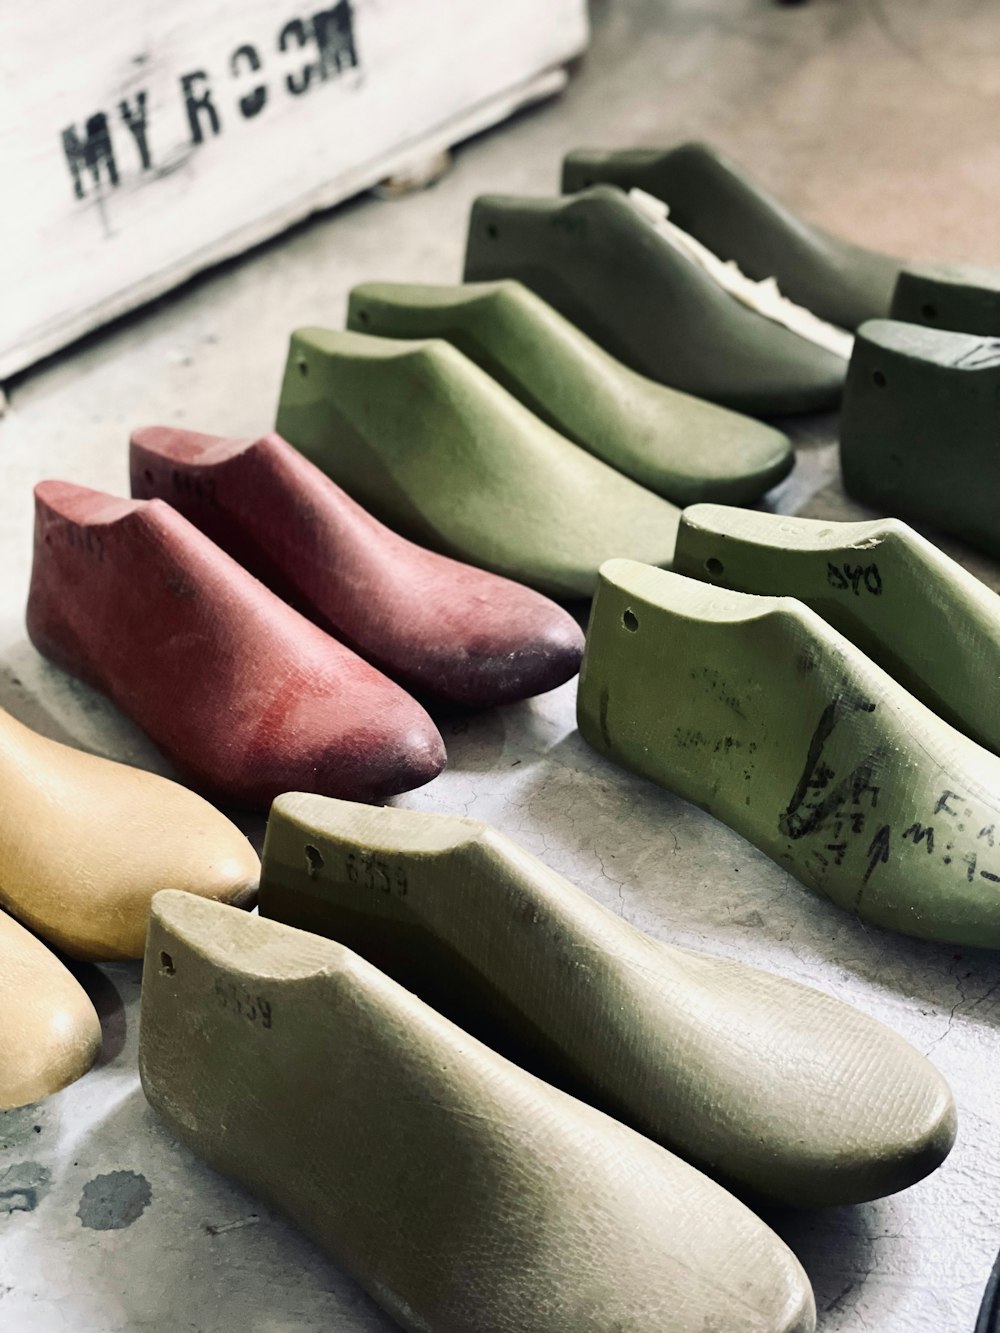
[
  {"xmin": 275, "ymin": 328, "xmax": 679, "ymax": 599},
  {"xmin": 26, "ymin": 482, "xmax": 445, "ymax": 810},
  {"xmin": 891, "ymin": 263, "xmax": 1000, "ymax": 336},
  {"xmin": 579, "ymin": 560, "xmax": 1000, "ymax": 947},
  {"xmin": 130, "ymin": 427, "xmax": 584, "ymax": 707},
  {"xmin": 841, "ymin": 320, "xmax": 1000, "ymax": 558},
  {"xmin": 141, "ymin": 891, "xmax": 815, "ymax": 1333},
  {"xmin": 0, "ymin": 705, "xmax": 259, "ymax": 960},
  {"xmin": 259, "ymin": 795, "xmax": 956, "ymax": 1207},
  {"xmin": 561, "ymin": 143, "xmax": 902, "ymax": 331},
  {"xmin": 345, "ymin": 279, "xmax": 793, "ymax": 505},
  {"xmin": 673, "ymin": 506, "xmax": 1000, "ymax": 757},
  {"xmin": 462, "ymin": 187, "xmax": 847, "ymax": 415},
  {"xmin": 0, "ymin": 909, "xmax": 101, "ymax": 1110}
]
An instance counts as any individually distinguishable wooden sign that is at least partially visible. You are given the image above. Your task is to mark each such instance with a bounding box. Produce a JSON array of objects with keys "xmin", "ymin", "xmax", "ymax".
[{"xmin": 0, "ymin": 0, "xmax": 588, "ymax": 380}]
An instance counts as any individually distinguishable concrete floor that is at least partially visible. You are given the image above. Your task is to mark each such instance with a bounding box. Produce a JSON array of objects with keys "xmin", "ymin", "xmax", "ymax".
[{"xmin": 3, "ymin": 1, "xmax": 1000, "ymax": 1330}]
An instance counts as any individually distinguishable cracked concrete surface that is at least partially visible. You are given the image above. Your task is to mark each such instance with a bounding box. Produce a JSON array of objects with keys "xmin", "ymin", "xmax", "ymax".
[{"xmin": 2, "ymin": 0, "xmax": 1000, "ymax": 1329}]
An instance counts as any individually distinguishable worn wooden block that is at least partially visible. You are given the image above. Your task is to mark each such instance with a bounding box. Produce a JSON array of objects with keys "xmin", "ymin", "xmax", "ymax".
[
  {"xmin": 0, "ymin": 704, "xmax": 259, "ymax": 961},
  {"xmin": 26, "ymin": 481, "xmax": 445, "ymax": 809},
  {"xmin": 0, "ymin": 0, "xmax": 588, "ymax": 379},
  {"xmin": 130, "ymin": 426, "xmax": 584, "ymax": 707},
  {"xmin": 463, "ymin": 187, "xmax": 848, "ymax": 416},
  {"xmin": 141, "ymin": 890, "xmax": 815, "ymax": 1333},
  {"xmin": 259, "ymin": 794, "xmax": 955, "ymax": 1207},
  {"xmin": 673, "ymin": 506, "xmax": 1000, "ymax": 757},
  {"xmin": 841, "ymin": 320, "xmax": 1000, "ymax": 558},
  {"xmin": 579, "ymin": 560, "xmax": 1000, "ymax": 947},
  {"xmin": 275, "ymin": 327, "xmax": 680, "ymax": 599},
  {"xmin": 346, "ymin": 279, "xmax": 793, "ymax": 505},
  {"xmin": 0, "ymin": 908, "xmax": 102, "ymax": 1111},
  {"xmin": 561, "ymin": 143, "xmax": 901, "ymax": 331}
]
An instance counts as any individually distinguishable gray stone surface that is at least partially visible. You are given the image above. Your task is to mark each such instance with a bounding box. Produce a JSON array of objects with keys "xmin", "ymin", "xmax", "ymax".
[{"xmin": 2, "ymin": 1, "xmax": 1000, "ymax": 1329}]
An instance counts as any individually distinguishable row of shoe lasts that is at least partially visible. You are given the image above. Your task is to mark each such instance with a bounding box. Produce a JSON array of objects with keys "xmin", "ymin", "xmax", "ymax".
[
  {"xmin": 6, "ymin": 142, "xmax": 840, "ymax": 1111},
  {"xmin": 139, "ymin": 794, "xmax": 959, "ymax": 1333},
  {"xmin": 28, "ymin": 429, "xmax": 591, "ymax": 809},
  {"xmin": 268, "ymin": 143, "xmax": 845, "ymax": 596},
  {"xmin": 533, "ymin": 141, "xmax": 1000, "ymax": 560},
  {"xmin": 9, "ymin": 142, "xmax": 981, "ymax": 1330},
  {"xmin": 271, "ymin": 138, "xmax": 1000, "ymax": 946},
  {"xmin": 3, "ymin": 720, "xmax": 957, "ymax": 1324},
  {"xmin": 27, "ymin": 142, "xmax": 899, "ymax": 810},
  {"xmin": 14, "ymin": 142, "xmax": 983, "ymax": 1099},
  {"xmin": 270, "ymin": 142, "xmax": 1000, "ymax": 601},
  {"xmin": 15, "ymin": 146, "xmax": 982, "ymax": 1062}
]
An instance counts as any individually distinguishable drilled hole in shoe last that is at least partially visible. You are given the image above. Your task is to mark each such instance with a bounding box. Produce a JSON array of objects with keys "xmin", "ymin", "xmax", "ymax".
[
  {"xmin": 873, "ymin": 370, "xmax": 887, "ymax": 388},
  {"xmin": 305, "ymin": 845, "xmax": 324, "ymax": 877},
  {"xmin": 622, "ymin": 608, "xmax": 639, "ymax": 632},
  {"xmin": 159, "ymin": 951, "xmax": 175, "ymax": 976},
  {"xmin": 705, "ymin": 557, "xmax": 724, "ymax": 577}
]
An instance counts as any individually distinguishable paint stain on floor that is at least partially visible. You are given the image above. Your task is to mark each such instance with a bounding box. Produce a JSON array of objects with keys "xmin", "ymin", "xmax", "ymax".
[
  {"xmin": 77, "ymin": 1170, "xmax": 152, "ymax": 1230},
  {"xmin": 0, "ymin": 1161, "xmax": 52, "ymax": 1215}
]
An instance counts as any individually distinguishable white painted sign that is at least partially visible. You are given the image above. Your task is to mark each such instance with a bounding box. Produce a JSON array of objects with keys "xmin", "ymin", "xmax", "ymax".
[{"xmin": 0, "ymin": 0, "xmax": 589, "ymax": 379}]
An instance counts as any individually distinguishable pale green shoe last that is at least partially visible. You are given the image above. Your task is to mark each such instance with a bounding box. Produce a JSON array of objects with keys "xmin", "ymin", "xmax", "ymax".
[
  {"xmin": 141, "ymin": 890, "xmax": 816, "ymax": 1333},
  {"xmin": 674, "ymin": 505, "xmax": 1000, "ymax": 755},
  {"xmin": 275, "ymin": 326, "xmax": 680, "ymax": 599},
  {"xmin": 259, "ymin": 794, "xmax": 956, "ymax": 1208},
  {"xmin": 346, "ymin": 279, "xmax": 793, "ymax": 505},
  {"xmin": 579, "ymin": 559, "xmax": 1000, "ymax": 948}
]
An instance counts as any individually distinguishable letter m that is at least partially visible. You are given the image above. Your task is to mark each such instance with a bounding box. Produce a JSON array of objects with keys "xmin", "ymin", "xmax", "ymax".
[
  {"xmin": 62, "ymin": 113, "xmax": 119, "ymax": 200},
  {"xmin": 313, "ymin": 0, "xmax": 360, "ymax": 78},
  {"xmin": 902, "ymin": 822, "xmax": 934, "ymax": 854}
]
